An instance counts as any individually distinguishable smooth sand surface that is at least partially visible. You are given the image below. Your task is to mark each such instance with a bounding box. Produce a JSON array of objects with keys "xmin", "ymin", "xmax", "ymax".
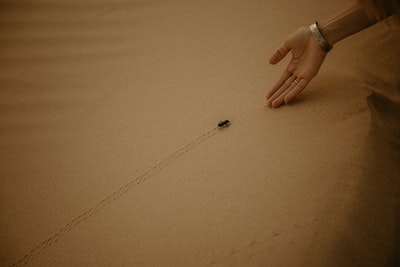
[{"xmin": 1, "ymin": 0, "xmax": 399, "ymax": 266}]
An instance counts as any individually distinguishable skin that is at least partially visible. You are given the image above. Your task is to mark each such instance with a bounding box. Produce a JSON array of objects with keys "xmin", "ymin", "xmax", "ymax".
[
  {"xmin": 266, "ymin": 0, "xmax": 384, "ymax": 108},
  {"xmin": 266, "ymin": 27, "xmax": 327, "ymax": 108}
]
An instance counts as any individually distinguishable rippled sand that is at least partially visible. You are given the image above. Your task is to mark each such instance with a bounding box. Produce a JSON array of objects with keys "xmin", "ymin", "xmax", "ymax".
[{"xmin": 1, "ymin": 0, "xmax": 399, "ymax": 266}]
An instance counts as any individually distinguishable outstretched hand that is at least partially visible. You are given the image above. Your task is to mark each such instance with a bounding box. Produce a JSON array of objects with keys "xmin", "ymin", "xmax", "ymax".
[{"xmin": 266, "ymin": 27, "xmax": 328, "ymax": 108}]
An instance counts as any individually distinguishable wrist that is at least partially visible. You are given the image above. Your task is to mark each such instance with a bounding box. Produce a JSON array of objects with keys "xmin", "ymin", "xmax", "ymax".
[
  {"xmin": 317, "ymin": 1, "xmax": 377, "ymax": 45},
  {"xmin": 309, "ymin": 22, "xmax": 332, "ymax": 52}
]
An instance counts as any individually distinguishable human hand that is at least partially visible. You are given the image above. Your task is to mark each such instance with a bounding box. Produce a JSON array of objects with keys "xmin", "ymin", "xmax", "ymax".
[{"xmin": 266, "ymin": 27, "xmax": 327, "ymax": 108}]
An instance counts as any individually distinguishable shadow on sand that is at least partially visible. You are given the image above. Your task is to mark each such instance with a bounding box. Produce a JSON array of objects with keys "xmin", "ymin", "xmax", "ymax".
[{"xmin": 333, "ymin": 93, "xmax": 400, "ymax": 267}]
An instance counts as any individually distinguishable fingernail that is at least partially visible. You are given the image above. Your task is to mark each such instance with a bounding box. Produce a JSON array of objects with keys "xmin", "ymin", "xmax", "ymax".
[{"xmin": 284, "ymin": 97, "xmax": 290, "ymax": 104}]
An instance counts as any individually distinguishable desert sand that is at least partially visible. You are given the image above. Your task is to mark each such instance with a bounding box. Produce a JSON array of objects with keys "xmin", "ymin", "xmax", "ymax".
[{"xmin": 1, "ymin": 0, "xmax": 399, "ymax": 266}]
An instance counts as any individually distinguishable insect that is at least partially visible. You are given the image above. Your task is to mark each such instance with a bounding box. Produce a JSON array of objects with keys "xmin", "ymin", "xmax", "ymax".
[{"xmin": 218, "ymin": 120, "xmax": 230, "ymax": 128}]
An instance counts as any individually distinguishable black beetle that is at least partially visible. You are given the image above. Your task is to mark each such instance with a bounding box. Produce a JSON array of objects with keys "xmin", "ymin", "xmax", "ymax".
[{"xmin": 218, "ymin": 120, "xmax": 230, "ymax": 128}]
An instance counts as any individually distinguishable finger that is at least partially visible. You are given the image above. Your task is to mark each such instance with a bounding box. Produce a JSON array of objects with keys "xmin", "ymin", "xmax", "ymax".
[
  {"xmin": 269, "ymin": 42, "xmax": 290, "ymax": 65},
  {"xmin": 267, "ymin": 75, "xmax": 296, "ymax": 107},
  {"xmin": 266, "ymin": 69, "xmax": 292, "ymax": 100},
  {"xmin": 284, "ymin": 78, "xmax": 309, "ymax": 104},
  {"xmin": 269, "ymin": 74, "xmax": 296, "ymax": 101},
  {"xmin": 271, "ymin": 78, "xmax": 298, "ymax": 108}
]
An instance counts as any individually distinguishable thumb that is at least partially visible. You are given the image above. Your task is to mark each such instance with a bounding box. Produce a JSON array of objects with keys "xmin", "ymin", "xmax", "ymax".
[{"xmin": 269, "ymin": 42, "xmax": 290, "ymax": 65}]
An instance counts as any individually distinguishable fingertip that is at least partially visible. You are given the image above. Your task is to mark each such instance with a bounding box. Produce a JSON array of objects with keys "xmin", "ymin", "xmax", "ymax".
[
  {"xmin": 284, "ymin": 95, "xmax": 291, "ymax": 104},
  {"xmin": 271, "ymin": 99, "xmax": 282, "ymax": 108},
  {"xmin": 266, "ymin": 86, "xmax": 279, "ymax": 100},
  {"xmin": 265, "ymin": 99, "xmax": 272, "ymax": 108},
  {"xmin": 269, "ymin": 55, "xmax": 278, "ymax": 65},
  {"xmin": 270, "ymin": 44, "xmax": 290, "ymax": 65},
  {"xmin": 269, "ymin": 51, "xmax": 284, "ymax": 65}
]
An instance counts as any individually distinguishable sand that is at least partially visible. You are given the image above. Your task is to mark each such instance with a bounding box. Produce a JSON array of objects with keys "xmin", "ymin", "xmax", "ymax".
[{"xmin": 1, "ymin": 0, "xmax": 399, "ymax": 266}]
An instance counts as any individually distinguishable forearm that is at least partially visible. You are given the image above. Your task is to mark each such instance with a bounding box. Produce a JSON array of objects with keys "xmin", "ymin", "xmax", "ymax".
[{"xmin": 318, "ymin": 1, "xmax": 379, "ymax": 45}]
